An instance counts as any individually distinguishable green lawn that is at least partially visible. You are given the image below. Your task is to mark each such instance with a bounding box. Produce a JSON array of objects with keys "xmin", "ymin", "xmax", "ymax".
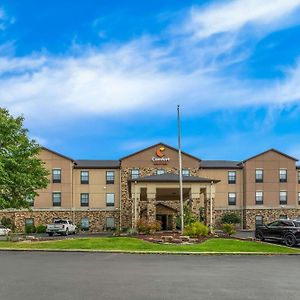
[{"xmin": 0, "ymin": 237, "xmax": 299, "ymax": 254}]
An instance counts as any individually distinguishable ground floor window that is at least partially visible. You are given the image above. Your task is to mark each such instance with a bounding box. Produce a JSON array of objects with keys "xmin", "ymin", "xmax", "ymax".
[
  {"xmin": 106, "ymin": 217, "xmax": 115, "ymax": 230},
  {"xmin": 81, "ymin": 217, "xmax": 89, "ymax": 231},
  {"xmin": 279, "ymin": 215, "xmax": 288, "ymax": 219},
  {"xmin": 255, "ymin": 215, "xmax": 263, "ymax": 227},
  {"xmin": 25, "ymin": 218, "xmax": 34, "ymax": 226}
]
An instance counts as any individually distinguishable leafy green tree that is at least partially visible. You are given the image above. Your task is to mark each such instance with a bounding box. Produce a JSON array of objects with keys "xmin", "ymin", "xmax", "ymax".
[{"xmin": 0, "ymin": 108, "xmax": 49, "ymax": 209}]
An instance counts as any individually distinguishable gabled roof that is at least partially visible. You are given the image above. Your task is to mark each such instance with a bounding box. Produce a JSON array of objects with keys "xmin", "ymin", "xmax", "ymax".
[
  {"xmin": 240, "ymin": 148, "xmax": 298, "ymax": 164},
  {"xmin": 120, "ymin": 142, "xmax": 201, "ymax": 162},
  {"xmin": 141, "ymin": 203, "xmax": 178, "ymax": 213},
  {"xmin": 74, "ymin": 160, "xmax": 120, "ymax": 169},
  {"xmin": 41, "ymin": 147, "xmax": 74, "ymax": 162},
  {"xmin": 129, "ymin": 173, "xmax": 219, "ymax": 183},
  {"xmin": 200, "ymin": 160, "xmax": 241, "ymax": 169}
]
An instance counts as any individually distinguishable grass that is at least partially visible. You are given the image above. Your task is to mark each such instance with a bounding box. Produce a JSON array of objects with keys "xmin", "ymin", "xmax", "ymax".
[{"xmin": 0, "ymin": 237, "xmax": 299, "ymax": 254}]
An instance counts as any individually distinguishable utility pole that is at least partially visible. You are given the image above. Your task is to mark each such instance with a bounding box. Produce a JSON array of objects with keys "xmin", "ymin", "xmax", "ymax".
[{"xmin": 177, "ymin": 105, "xmax": 184, "ymax": 234}]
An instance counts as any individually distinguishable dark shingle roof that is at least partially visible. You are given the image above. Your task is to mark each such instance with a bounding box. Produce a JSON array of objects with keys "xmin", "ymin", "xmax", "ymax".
[
  {"xmin": 75, "ymin": 160, "xmax": 120, "ymax": 169},
  {"xmin": 200, "ymin": 160, "xmax": 241, "ymax": 169},
  {"xmin": 129, "ymin": 173, "xmax": 219, "ymax": 183}
]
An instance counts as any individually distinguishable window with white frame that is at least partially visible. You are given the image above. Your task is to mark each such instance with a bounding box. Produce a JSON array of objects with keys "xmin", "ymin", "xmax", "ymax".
[
  {"xmin": 106, "ymin": 217, "xmax": 115, "ymax": 229},
  {"xmin": 182, "ymin": 169, "xmax": 190, "ymax": 176},
  {"xmin": 298, "ymin": 171, "xmax": 300, "ymax": 184},
  {"xmin": 80, "ymin": 193, "xmax": 89, "ymax": 207},
  {"xmin": 106, "ymin": 171, "xmax": 115, "ymax": 184},
  {"xmin": 52, "ymin": 192, "xmax": 61, "ymax": 206},
  {"xmin": 255, "ymin": 191, "xmax": 263, "ymax": 205},
  {"xmin": 279, "ymin": 191, "xmax": 287, "ymax": 205},
  {"xmin": 106, "ymin": 193, "xmax": 115, "ymax": 207},
  {"xmin": 279, "ymin": 169, "xmax": 287, "ymax": 183},
  {"xmin": 228, "ymin": 171, "xmax": 236, "ymax": 184},
  {"xmin": 80, "ymin": 171, "xmax": 89, "ymax": 184},
  {"xmin": 255, "ymin": 169, "xmax": 263, "ymax": 183},
  {"xmin": 52, "ymin": 168, "xmax": 61, "ymax": 183},
  {"xmin": 228, "ymin": 192, "xmax": 236, "ymax": 205},
  {"xmin": 81, "ymin": 217, "xmax": 89, "ymax": 231},
  {"xmin": 131, "ymin": 169, "xmax": 140, "ymax": 179}
]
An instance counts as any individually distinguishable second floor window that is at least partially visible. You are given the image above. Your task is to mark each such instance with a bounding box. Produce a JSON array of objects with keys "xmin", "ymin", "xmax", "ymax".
[
  {"xmin": 182, "ymin": 169, "xmax": 190, "ymax": 176},
  {"xmin": 279, "ymin": 191, "xmax": 287, "ymax": 205},
  {"xmin": 52, "ymin": 168, "xmax": 61, "ymax": 183},
  {"xmin": 298, "ymin": 192, "xmax": 300, "ymax": 205},
  {"xmin": 131, "ymin": 169, "xmax": 140, "ymax": 179},
  {"xmin": 279, "ymin": 169, "xmax": 287, "ymax": 183},
  {"xmin": 156, "ymin": 169, "xmax": 165, "ymax": 175},
  {"xmin": 52, "ymin": 192, "xmax": 61, "ymax": 207},
  {"xmin": 106, "ymin": 193, "xmax": 115, "ymax": 207},
  {"xmin": 255, "ymin": 191, "xmax": 263, "ymax": 205},
  {"xmin": 228, "ymin": 171, "xmax": 236, "ymax": 184},
  {"xmin": 255, "ymin": 169, "xmax": 263, "ymax": 183},
  {"xmin": 106, "ymin": 171, "xmax": 115, "ymax": 184},
  {"xmin": 228, "ymin": 192, "xmax": 236, "ymax": 205},
  {"xmin": 81, "ymin": 171, "xmax": 89, "ymax": 184},
  {"xmin": 298, "ymin": 171, "xmax": 300, "ymax": 184},
  {"xmin": 26, "ymin": 194, "xmax": 34, "ymax": 207},
  {"xmin": 80, "ymin": 193, "xmax": 89, "ymax": 207}
]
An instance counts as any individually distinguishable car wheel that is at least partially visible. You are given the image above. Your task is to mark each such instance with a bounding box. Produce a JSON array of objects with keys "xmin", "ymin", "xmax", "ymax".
[
  {"xmin": 256, "ymin": 231, "xmax": 265, "ymax": 241},
  {"xmin": 64, "ymin": 229, "xmax": 69, "ymax": 236},
  {"xmin": 48, "ymin": 232, "xmax": 54, "ymax": 237},
  {"xmin": 284, "ymin": 234, "xmax": 296, "ymax": 247}
]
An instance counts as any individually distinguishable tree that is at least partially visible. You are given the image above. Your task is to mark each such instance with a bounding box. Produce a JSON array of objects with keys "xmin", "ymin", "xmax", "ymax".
[{"xmin": 0, "ymin": 108, "xmax": 49, "ymax": 209}]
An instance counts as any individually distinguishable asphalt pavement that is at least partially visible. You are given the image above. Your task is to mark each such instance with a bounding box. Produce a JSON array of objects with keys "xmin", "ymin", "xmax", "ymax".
[{"xmin": 0, "ymin": 251, "xmax": 299, "ymax": 300}]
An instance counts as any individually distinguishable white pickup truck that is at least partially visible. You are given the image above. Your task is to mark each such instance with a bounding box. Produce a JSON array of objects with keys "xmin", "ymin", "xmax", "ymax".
[{"xmin": 46, "ymin": 219, "xmax": 76, "ymax": 236}]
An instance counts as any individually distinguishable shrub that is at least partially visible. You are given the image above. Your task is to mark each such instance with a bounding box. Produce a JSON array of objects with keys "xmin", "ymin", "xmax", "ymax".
[
  {"xmin": 1, "ymin": 217, "xmax": 16, "ymax": 231},
  {"xmin": 36, "ymin": 225, "xmax": 47, "ymax": 234},
  {"xmin": 184, "ymin": 221, "xmax": 209, "ymax": 238},
  {"xmin": 25, "ymin": 224, "xmax": 36, "ymax": 234},
  {"xmin": 222, "ymin": 223, "xmax": 236, "ymax": 236},
  {"xmin": 136, "ymin": 218, "xmax": 161, "ymax": 234},
  {"xmin": 221, "ymin": 213, "xmax": 241, "ymax": 225}
]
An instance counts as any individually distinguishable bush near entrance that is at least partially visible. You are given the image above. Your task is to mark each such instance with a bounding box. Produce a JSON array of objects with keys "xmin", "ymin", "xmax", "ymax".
[
  {"xmin": 221, "ymin": 223, "xmax": 236, "ymax": 236},
  {"xmin": 136, "ymin": 218, "xmax": 161, "ymax": 234},
  {"xmin": 184, "ymin": 221, "xmax": 209, "ymax": 238}
]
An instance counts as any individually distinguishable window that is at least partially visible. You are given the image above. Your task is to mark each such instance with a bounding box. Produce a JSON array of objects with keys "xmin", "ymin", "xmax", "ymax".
[
  {"xmin": 279, "ymin": 215, "xmax": 288, "ymax": 220},
  {"xmin": 279, "ymin": 191, "xmax": 287, "ymax": 205},
  {"xmin": 255, "ymin": 191, "xmax": 263, "ymax": 205},
  {"xmin": 25, "ymin": 218, "xmax": 34, "ymax": 226},
  {"xmin": 298, "ymin": 192, "xmax": 300, "ymax": 205},
  {"xmin": 106, "ymin": 171, "xmax": 115, "ymax": 184},
  {"xmin": 80, "ymin": 193, "xmax": 89, "ymax": 207},
  {"xmin": 52, "ymin": 168, "xmax": 61, "ymax": 183},
  {"xmin": 228, "ymin": 171, "xmax": 236, "ymax": 184},
  {"xmin": 182, "ymin": 169, "xmax": 190, "ymax": 176},
  {"xmin": 106, "ymin": 193, "xmax": 115, "ymax": 207},
  {"xmin": 156, "ymin": 169, "xmax": 165, "ymax": 175},
  {"xmin": 255, "ymin": 215, "xmax": 263, "ymax": 227},
  {"xmin": 228, "ymin": 192, "xmax": 236, "ymax": 205},
  {"xmin": 81, "ymin": 171, "xmax": 89, "ymax": 184},
  {"xmin": 81, "ymin": 217, "xmax": 89, "ymax": 231},
  {"xmin": 255, "ymin": 169, "xmax": 263, "ymax": 183},
  {"xmin": 279, "ymin": 169, "xmax": 287, "ymax": 183},
  {"xmin": 52, "ymin": 192, "xmax": 61, "ymax": 206},
  {"xmin": 298, "ymin": 171, "xmax": 300, "ymax": 184},
  {"xmin": 26, "ymin": 195, "xmax": 34, "ymax": 207},
  {"xmin": 106, "ymin": 217, "xmax": 115, "ymax": 229},
  {"xmin": 131, "ymin": 169, "xmax": 140, "ymax": 179}
]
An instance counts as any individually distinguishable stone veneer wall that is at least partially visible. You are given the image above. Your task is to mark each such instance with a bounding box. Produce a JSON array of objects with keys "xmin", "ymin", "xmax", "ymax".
[
  {"xmin": 215, "ymin": 208, "xmax": 300, "ymax": 230},
  {"xmin": 0, "ymin": 210, "xmax": 119, "ymax": 233}
]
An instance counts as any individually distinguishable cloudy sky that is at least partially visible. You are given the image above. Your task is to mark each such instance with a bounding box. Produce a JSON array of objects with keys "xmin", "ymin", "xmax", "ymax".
[{"xmin": 1, "ymin": 0, "xmax": 300, "ymax": 161}]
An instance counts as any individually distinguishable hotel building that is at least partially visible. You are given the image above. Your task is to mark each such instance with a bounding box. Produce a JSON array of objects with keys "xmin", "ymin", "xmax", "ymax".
[{"xmin": 1, "ymin": 142, "xmax": 300, "ymax": 232}]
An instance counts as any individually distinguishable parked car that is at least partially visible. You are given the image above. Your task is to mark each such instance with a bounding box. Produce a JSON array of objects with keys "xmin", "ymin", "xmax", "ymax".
[
  {"xmin": 255, "ymin": 219, "xmax": 300, "ymax": 247},
  {"xmin": 46, "ymin": 219, "xmax": 76, "ymax": 236},
  {"xmin": 0, "ymin": 225, "xmax": 11, "ymax": 236}
]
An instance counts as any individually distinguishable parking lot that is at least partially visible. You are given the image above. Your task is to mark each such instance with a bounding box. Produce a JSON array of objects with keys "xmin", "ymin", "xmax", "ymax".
[{"xmin": 0, "ymin": 251, "xmax": 299, "ymax": 300}]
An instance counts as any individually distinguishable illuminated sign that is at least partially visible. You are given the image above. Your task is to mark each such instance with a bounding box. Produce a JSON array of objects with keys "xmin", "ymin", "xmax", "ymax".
[{"xmin": 152, "ymin": 147, "xmax": 170, "ymax": 164}]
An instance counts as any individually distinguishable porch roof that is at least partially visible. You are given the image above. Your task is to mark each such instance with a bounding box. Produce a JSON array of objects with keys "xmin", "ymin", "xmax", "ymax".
[{"xmin": 129, "ymin": 173, "xmax": 220, "ymax": 183}]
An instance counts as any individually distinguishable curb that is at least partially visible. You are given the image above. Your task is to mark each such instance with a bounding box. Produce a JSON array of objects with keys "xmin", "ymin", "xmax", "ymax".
[{"xmin": 0, "ymin": 248, "xmax": 299, "ymax": 255}]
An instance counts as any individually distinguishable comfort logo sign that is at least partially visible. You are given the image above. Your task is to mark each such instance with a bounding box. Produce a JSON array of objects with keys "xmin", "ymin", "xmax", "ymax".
[{"xmin": 152, "ymin": 147, "xmax": 170, "ymax": 164}]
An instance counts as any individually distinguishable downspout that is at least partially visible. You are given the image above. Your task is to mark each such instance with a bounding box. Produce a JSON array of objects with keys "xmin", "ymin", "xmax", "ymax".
[
  {"xmin": 210, "ymin": 181, "xmax": 214, "ymax": 234},
  {"xmin": 119, "ymin": 166, "xmax": 122, "ymax": 231},
  {"xmin": 71, "ymin": 162, "xmax": 75, "ymax": 224},
  {"xmin": 242, "ymin": 163, "xmax": 246, "ymax": 230}
]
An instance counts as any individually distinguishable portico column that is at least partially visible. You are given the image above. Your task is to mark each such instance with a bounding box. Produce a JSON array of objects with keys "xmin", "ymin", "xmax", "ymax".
[
  {"xmin": 204, "ymin": 183, "xmax": 216, "ymax": 232},
  {"xmin": 146, "ymin": 185, "xmax": 156, "ymax": 223},
  {"xmin": 190, "ymin": 184, "xmax": 201, "ymax": 218},
  {"xmin": 132, "ymin": 183, "xmax": 140, "ymax": 229}
]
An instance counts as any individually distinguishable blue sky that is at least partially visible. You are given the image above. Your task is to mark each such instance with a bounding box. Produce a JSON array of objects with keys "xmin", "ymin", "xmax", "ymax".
[{"xmin": 1, "ymin": 0, "xmax": 300, "ymax": 161}]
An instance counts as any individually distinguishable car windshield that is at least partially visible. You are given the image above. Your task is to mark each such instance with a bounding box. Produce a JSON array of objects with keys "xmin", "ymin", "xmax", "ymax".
[
  {"xmin": 54, "ymin": 220, "xmax": 67, "ymax": 224},
  {"xmin": 293, "ymin": 221, "xmax": 300, "ymax": 227}
]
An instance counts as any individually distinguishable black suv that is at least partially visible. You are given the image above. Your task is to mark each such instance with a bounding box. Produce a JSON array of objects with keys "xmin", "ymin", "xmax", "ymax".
[{"xmin": 255, "ymin": 219, "xmax": 300, "ymax": 247}]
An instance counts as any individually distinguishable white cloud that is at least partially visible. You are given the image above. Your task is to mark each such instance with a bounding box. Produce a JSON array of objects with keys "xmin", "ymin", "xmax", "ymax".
[
  {"xmin": 0, "ymin": 7, "xmax": 15, "ymax": 31},
  {"xmin": 1, "ymin": 1, "xmax": 300, "ymax": 125},
  {"xmin": 186, "ymin": 0, "xmax": 300, "ymax": 39}
]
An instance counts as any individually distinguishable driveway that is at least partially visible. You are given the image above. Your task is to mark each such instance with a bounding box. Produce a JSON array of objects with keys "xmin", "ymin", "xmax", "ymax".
[{"xmin": 0, "ymin": 252, "xmax": 299, "ymax": 300}]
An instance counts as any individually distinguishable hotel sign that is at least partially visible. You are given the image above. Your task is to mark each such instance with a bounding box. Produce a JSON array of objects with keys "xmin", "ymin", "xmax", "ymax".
[{"xmin": 151, "ymin": 147, "xmax": 170, "ymax": 164}]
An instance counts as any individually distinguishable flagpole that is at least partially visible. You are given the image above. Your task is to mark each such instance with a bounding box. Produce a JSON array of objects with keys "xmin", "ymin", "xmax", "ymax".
[{"xmin": 177, "ymin": 105, "xmax": 184, "ymax": 234}]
